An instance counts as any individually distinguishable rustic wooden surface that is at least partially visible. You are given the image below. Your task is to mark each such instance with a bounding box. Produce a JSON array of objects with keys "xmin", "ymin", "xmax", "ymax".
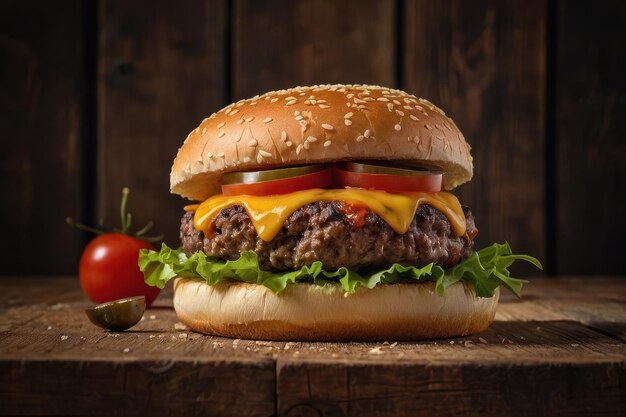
[
  {"xmin": 98, "ymin": 0, "xmax": 228, "ymax": 247},
  {"xmin": 0, "ymin": 1, "xmax": 86, "ymax": 274},
  {"xmin": 0, "ymin": 277, "xmax": 624, "ymax": 416},
  {"xmin": 555, "ymin": 0, "xmax": 626, "ymax": 275},
  {"xmin": 404, "ymin": 0, "xmax": 546, "ymax": 275}
]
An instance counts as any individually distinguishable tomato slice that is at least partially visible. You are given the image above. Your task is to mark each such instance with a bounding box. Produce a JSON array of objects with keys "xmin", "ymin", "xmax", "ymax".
[
  {"xmin": 221, "ymin": 166, "xmax": 333, "ymax": 196},
  {"xmin": 335, "ymin": 162, "xmax": 443, "ymax": 192}
]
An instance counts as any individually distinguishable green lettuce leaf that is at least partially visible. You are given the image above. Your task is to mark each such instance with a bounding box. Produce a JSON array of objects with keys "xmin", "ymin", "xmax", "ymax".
[{"xmin": 139, "ymin": 242, "xmax": 541, "ymax": 298}]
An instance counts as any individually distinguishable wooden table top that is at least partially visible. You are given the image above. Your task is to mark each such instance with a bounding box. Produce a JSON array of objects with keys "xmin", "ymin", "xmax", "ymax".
[{"xmin": 1, "ymin": 276, "xmax": 624, "ymax": 417}]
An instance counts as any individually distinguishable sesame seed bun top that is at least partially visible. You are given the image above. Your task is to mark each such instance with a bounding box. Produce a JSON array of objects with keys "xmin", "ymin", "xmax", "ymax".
[{"xmin": 170, "ymin": 84, "xmax": 473, "ymax": 201}]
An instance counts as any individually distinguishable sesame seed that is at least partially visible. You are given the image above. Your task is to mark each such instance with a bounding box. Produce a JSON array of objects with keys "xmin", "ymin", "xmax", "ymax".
[
  {"xmin": 356, "ymin": 135, "xmax": 365, "ymax": 142},
  {"xmin": 285, "ymin": 140, "xmax": 293, "ymax": 147},
  {"xmin": 344, "ymin": 119, "xmax": 353, "ymax": 126},
  {"xmin": 248, "ymin": 139, "xmax": 258, "ymax": 147},
  {"xmin": 216, "ymin": 152, "xmax": 225, "ymax": 158},
  {"xmin": 344, "ymin": 112, "xmax": 354, "ymax": 119},
  {"xmin": 237, "ymin": 119, "xmax": 244, "ymax": 125},
  {"xmin": 393, "ymin": 100, "xmax": 401, "ymax": 105},
  {"xmin": 306, "ymin": 136, "xmax": 318, "ymax": 142},
  {"xmin": 243, "ymin": 156, "xmax": 251, "ymax": 163},
  {"xmin": 217, "ymin": 122, "xmax": 225, "ymax": 128},
  {"xmin": 364, "ymin": 129, "xmax": 371, "ymax": 138},
  {"xmin": 347, "ymin": 93, "xmax": 354, "ymax": 99},
  {"xmin": 201, "ymin": 127, "xmax": 207, "ymax": 135},
  {"xmin": 410, "ymin": 115, "xmax": 419, "ymax": 121},
  {"xmin": 285, "ymin": 96, "xmax": 296, "ymax": 101},
  {"xmin": 281, "ymin": 131, "xmax": 287, "ymax": 141},
  {"xmin": 245, "ymin": 116, "xmax": 254, "ymax": 122},
  {"xmin": 207, "ymin": 152, "xmax": 213, "ymax": 158},
  {"xmin": 376, "ymin": 97, "xmax": 389, "ymax": 102},
  {"xmin": 321, "ymin": 124, "xmax": 334, "ymax": 130},
  {"xmin": 296, "ymin": 144, "xmax": 303, "ymax": 155},
  {"xmin": 404, "ymin": 105, "xmax": 413, "ymax": 110},
  {"xmin": 395, "ymin": 110, "xmax": 405, "ymax": 116},
  {"xmin": 218, "ymin": 131, "xmax": 225, "ymax": 138},
  {"xmin": 228, "ymin": 109, "xmax": 240, "ymax": 115},
  {"xmin": 294, "ymin": 111, "xmax": 301, "ymax": 116},
  {"xmin": 425, "ymin": 124, "xmax": 432, "ymax": 130},
  {"xmin": 394, "ymin": 124, "xmax": 402, "ymax": 131},
  {"xmin": 258, "ymin": 149, "xmax": 272, "ymax": 158},
  {"xmin": 295, "ymin": 115, "xmax": 303, "ymax": 121},
  {"xmin": 303, "ymin": 141, "xmax": 310, "ymax": 150},
  {"xmin": 387, "ymin": 103, "xmax": 394, "ymax": 112},
  {"xmin": 263, "ymin": 117, "xmax": 273, "ymax": 123},
  {"xmin": 299, "ymin": 120, "xmax": 307, "ymax": 127},
  {"xmin": 256, "ymin": 153, "xmax": 264, "ymax": 163},
  {"xmin": 286, "ymin": 100, "xmax": 297, "ymax": 106},
  {"xmin": 319, "ymin": 104, "xmax": 330, "ymax": 109},
  {"xmin": 304, "ymin": 100, "xmax": 311, "ymax": 105},
  {"xmin": 270, "ymin": 98, "xmax": 279, "ymax": 103},
  {"xmin": 250, "ymin": 101, "xmax": 258, "ymax": 106},
  {"xmin": 317, "ymin": 99, "xmax": 327, "ymax": 103},
  {"xmin": 323, "ymin": 140, "xmax": 332, "ymax": 147}
]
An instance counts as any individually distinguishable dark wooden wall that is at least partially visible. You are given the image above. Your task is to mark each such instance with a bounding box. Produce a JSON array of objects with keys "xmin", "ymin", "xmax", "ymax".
[{"xmin": 1, "ymin": 0, "xmax": 625, "ymax": 276}]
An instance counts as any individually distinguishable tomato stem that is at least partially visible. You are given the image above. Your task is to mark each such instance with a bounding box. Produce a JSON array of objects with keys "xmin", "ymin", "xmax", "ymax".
[
  {"xmin": 135, "ymin": 221, "xmax": 154, "ymax": 236},
  {"xmin": 66, "ymin": 187, "xmax": 163, "ymax": 243},
  {"xmin": 65, "ymin": 217, "xmax": 105, "ymax": 235},
  {"xmin": 120, "ymin": 187, "xmax": 130, "ymax": 234}
]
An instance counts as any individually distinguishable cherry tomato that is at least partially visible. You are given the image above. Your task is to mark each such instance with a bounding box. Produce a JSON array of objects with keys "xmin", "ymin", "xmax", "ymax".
[
  {"xmin": 79, "ymin": 233, "xmax": 161, "ymax": 307},
  {"xmin": 221, "ymin": 167, "xmax": 333, "ymax": 196},
  {"xmin": 335, "ymin": 162, "xmax": 443, "ymax": 192}
]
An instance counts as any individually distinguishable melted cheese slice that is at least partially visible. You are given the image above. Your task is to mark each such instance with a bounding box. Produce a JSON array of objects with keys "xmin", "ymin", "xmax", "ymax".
[{"xmin": 188, "ymin": 189, "xmax": 466, "ymax": 242}]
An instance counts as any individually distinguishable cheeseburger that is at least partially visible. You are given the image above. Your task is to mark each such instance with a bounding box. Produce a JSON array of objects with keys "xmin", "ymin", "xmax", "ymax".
[{"xmin": 140, "ymin": 84, "xmax": 540, "ymax": 341}]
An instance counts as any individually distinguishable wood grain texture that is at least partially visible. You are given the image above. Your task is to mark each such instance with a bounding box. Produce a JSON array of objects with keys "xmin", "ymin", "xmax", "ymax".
[
  {"xmin": 404, "ymin": 0, "xmax": 546, "ymax": 275},
  {"xmin": 0, "ymin": 360, "xmax": 275, "ymax": 417},
  {"xmin": 0, "ymin": 1, "xmax": 85, "ymax": 274},
  {"xmin": 278, "ymin": 354, "xmax": 625, "ymax": 417},
  {"xmin": 98, "ymin": 0, "xmax": 227, "ymax": 247},
  {"xmin": 497, "ymin": 277, "xmax": 626, "ymax": 342},
  {"xmin": 556, "ymin": 1, "xmax": 626, "ymax": 275},
  {"xmin": 232, "ymin": 0, "xmax": 396, "ymax": 100},
  {"xmin": 0, "ymin": 277, "xmax": 624, "ymax": 416},
  {"xmin": 0, "ymin": 279, "xmax": 276, "ymax": 417}
]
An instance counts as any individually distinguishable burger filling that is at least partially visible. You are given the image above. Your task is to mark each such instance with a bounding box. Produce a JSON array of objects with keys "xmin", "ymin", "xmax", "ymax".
[
  {"xmin": 181, "ymin": 202, "xmax": 477, "ymax": 271},
  {"xmin": 140, "ymin": 162, "xmax": 541, "ymax": 298}
]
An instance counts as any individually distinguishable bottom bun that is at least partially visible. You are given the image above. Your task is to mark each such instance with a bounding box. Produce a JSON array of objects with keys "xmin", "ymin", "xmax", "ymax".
[{"xmin": 173, "ymin": 278, "xmax": 499, "ymax": 341}]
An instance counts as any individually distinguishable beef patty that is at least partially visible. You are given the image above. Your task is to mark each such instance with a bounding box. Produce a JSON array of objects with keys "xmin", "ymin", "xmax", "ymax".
[{"xmin": 181, "ymin": 202, "xmax": 477, "ymax": 271}]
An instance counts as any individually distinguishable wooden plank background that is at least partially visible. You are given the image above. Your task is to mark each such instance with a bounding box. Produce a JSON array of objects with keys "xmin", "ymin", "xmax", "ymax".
[{"xmin": 1, "ymin": 0, "xmax": 625, "ymax": 276}]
